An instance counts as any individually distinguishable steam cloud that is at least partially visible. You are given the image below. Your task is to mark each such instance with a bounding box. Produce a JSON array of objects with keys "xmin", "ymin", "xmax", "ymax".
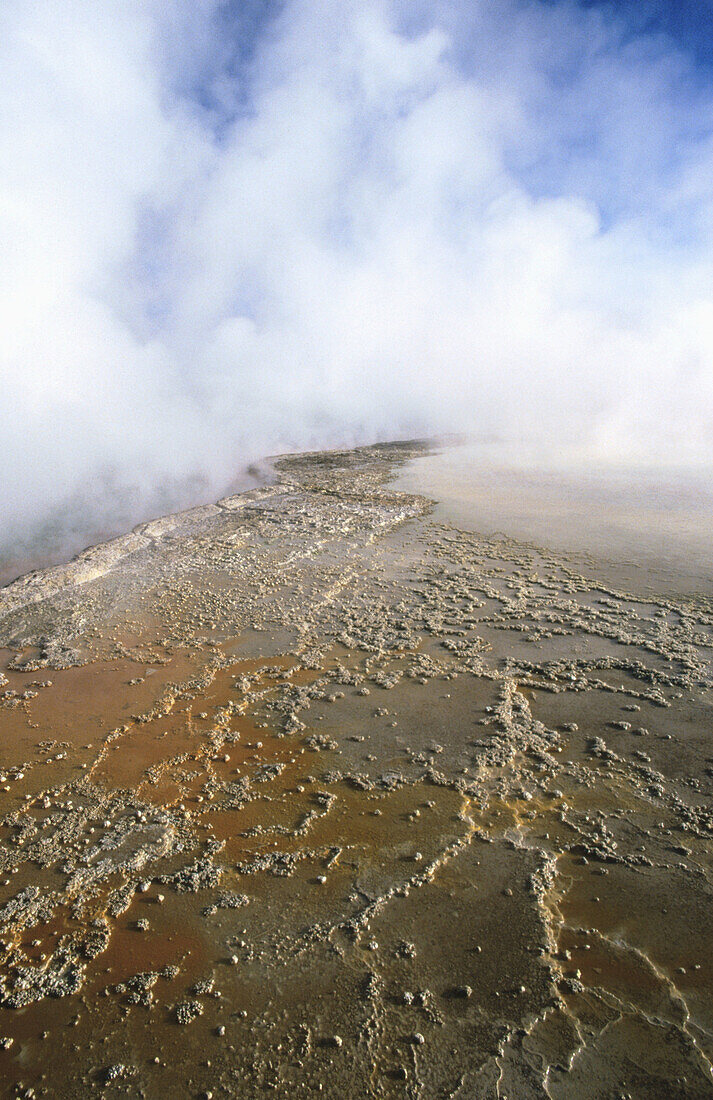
[{"xmin": 2, "ymin": 0, "xmax": 713, "ymax": 552}]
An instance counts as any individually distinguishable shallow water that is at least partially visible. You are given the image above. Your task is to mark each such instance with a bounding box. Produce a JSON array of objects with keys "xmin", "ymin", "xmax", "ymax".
[
  {"xmin": 392, "ymin": 443, "xmax": 713, "ymax": 594},
  {"xmin": 0, "ymin": 441, "xmax": 711, "ymax": 1098}
]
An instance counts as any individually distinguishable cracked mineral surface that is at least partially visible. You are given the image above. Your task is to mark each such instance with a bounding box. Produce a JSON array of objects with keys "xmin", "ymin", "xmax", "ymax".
[{"xmin": 0, "ymin": 440, "xmax": 711, "ymax": 1098}]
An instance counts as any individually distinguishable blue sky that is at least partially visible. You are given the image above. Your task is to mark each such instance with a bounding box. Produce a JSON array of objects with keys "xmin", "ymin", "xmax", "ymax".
[
  {"xmin": 1, "ymin": 0, "xmax": 712, "ymax": 541},
  {"xmin": 583, "ymin": 0, "xmax": 713, "ymax": 63}
]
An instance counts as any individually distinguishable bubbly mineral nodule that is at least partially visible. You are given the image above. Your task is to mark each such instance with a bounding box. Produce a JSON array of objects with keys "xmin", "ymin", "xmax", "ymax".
[{"xmin": 0, "ymin": 441, "xmax": 712, "ymax": 1098}]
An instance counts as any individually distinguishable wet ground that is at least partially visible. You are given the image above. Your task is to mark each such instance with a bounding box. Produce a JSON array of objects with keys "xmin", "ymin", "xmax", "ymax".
[
  {"xmin": 393, "ymin": 442, "xmax": 713, "ymax": 595},
  {"xmin": 0, "ymin": 441, "xmax": 711, "ymax": 1098}
]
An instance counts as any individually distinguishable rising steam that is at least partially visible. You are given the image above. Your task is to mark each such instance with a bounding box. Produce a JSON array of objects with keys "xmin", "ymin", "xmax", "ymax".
[{"xmin": 1, "ymin": 0, "xmax": 712, "ymax": 559}]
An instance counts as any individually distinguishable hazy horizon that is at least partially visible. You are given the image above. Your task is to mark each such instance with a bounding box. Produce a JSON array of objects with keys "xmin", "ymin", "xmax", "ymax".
[{"xmin": 2, "ymin": 0, "xmax": 713, "ymax": 554}]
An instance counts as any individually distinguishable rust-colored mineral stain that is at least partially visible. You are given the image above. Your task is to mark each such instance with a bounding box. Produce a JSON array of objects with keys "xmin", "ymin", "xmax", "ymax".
[
  {"xmin": 91, "ymin": 657, "xmax": 316, "ymax": 794},
  {"xmin": 559, "ymin": 925, "xmax": 665, "ymax": 1002},
  {"xmin": 96, "ymin": 918, "xmax": 208, "ymax": 988},
  {"xmin": 1, "ymin": 442, "xmax": 711, "ymax": 1099},
  {"xmin": 0, "ymin": 648, "xmax": 209, "ymax": 788}
]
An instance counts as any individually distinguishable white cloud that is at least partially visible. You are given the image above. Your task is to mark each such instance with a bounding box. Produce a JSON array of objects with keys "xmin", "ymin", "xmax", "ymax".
[{"xmin": 1, "ymin": 0, "xmax": 712, "ymax": 551}]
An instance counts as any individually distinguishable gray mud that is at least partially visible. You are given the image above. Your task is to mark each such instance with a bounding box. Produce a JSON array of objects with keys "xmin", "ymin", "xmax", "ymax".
[{"xmin": 0, "ymin": 440, "xmax": 711, "ymax": 1098}]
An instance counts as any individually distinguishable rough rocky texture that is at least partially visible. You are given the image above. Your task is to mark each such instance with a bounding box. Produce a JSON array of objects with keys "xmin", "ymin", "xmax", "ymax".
[{"xmin": 0, "ymin": 440, "xmax": 711, "ymax": 1098}]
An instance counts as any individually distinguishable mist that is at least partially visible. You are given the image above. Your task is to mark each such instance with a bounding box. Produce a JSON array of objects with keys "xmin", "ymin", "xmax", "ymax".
[{"xmin": 2, "ymin": 0, "xmax": 713, "ymax": 567}]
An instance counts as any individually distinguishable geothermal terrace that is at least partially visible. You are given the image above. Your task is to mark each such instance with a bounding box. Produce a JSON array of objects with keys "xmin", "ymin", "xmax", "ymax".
[{"xmin": 0, "ymin": 441, "xmax": 712, "ymax": 1098}]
